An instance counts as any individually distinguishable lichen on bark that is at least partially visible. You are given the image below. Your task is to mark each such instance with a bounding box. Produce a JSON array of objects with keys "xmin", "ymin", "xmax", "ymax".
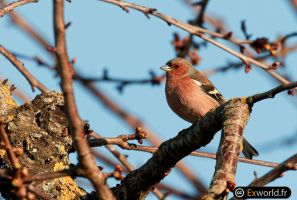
[{"xmin": 0, "ymin": 90, "xmax": 86, "ymax": 199}]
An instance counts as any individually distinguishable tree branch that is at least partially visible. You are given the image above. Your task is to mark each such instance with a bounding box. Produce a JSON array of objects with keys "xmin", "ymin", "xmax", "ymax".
[
  {"xmin": 99, "ymin": 0, "xmax": 290, "ymax": 85},
  {"xmin": 249, "ymin": 153, "xmax": 297, "ymax": 187},
  {"xmin": 112, "ymin": 99, "xmax": 245, "ymax": 199},
  {"xmin": 0, "ymin": 45, "xmax": 48, "ymax": 93},
  {"xmin": 0, "ymin": 0, "xmax": 38, "ymax": 17},
  {"xmin": 246, "ymin": 81, "xmax": 297, "ymax": 105},
  {"xmin": 202, "ymin": 100, "xmax": 249, "ymax": 200},
  {"xmin": 89, "ymin": 131, "xmax": 165, "ymax": 199},
  {"xmin": 75, "ymin": 70, "xmax": 164, "ymax": 94},
  {"xmin": 53, "ymin": 0, "xmax": 115, "ymax": 199},
  {"xmin": 0, "ymin": 123, "xmax": 21, "ymax": 170},
  {"xmin": 88, "ymin": 133, "xmax": 295, "ymax": 168}
]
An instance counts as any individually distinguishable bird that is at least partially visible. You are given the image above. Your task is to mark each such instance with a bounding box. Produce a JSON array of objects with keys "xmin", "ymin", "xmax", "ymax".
[{"xmin": 160, "ymin": 57, "xmax": 258, "ymax": 159}]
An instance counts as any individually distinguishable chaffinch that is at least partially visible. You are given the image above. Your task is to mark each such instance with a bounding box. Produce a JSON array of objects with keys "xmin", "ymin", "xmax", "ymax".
[{"xmin": 160, "ymin": 57, "xmax": 258, "ymax": 159}]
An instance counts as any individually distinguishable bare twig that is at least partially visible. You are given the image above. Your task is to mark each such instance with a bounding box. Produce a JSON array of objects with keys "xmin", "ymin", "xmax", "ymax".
[
  {"xmin": 246, "ymin": 81, "xmax": 297, "ymax": 105},
  {"xmin": 0, "ymin": 77, "xmax": 31, "ymax": 103},
  {"xmin": 89, "ymin": 132, "xmax": 164, "ymax": 199},
  {"xmin": 194, "ymin": 0, "xmax": 210, "ymax": 27},
  {"xmin": 0, "ymin": 45, "xmax": 48, "ymax": 93},
  {"xmin": 53, "ymin": 0, "xmax": 115, "ymax": 199},
  {"xmin": 24, "ymin": 168, "xmax": 75, "ymax": 183},
  {"xmin": 88, "ymin": 134, "xmax": 294, "ymax": 168},
  {"xmin": 0, "ymin": 123, "xmax": 21, "ymax": 169},
  {"xmin": 241, "ymin": 20, "xmax": 252, "ymax": 40},
  {"xmin": 190, "ymin": 151, "xmax": 295, "ymax": 169},
  {"xmin": 27, "ymin": 184, "xmax": 52, "ymax": 200},
  {"xmin": 0, "ymin": 0, "xmax": 38, "ymax": 17},
  {"xmin": 99, "ymin": 0, "xmax": 290, "ymax": 85},
  {"xmin": 100, "ymin": 0, "xmax": 250, "ymax": 45},
  {"xmin": 173, "ymin": 0, "xmax": 210, "ymax": 60},
  {"xmin": 249, "ymin": 154, "xmax": 297, "ymax": 186},
  {"xmin": 9, "ymin": 12, "xmax": 52, "ymax": 51},
  {"xmin": 75, "ymin": 70, "xmax": 164, "ymax": 94},
  {"xmin": 202, "ymin": 54, "xmax": 270, "ymax": 76},
  {"xmin": 10, "ymin": 52, "xmax": 53, "ymax": 69}
]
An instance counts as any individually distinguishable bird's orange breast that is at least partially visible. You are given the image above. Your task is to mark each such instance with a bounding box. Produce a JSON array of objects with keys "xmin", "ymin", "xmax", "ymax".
[{"xmin": 165, "ymin": 77, "xmax": 220, "ymax": 123}]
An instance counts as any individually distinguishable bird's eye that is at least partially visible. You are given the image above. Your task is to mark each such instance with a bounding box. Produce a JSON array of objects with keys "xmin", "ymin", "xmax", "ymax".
[{"xmin": 173, "ymin": 64, "xmax": 179, "ymax": 69}]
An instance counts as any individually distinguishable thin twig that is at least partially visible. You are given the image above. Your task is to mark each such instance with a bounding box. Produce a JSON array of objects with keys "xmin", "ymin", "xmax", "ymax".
[
  {"xmin": 24, "ymin": 169, "xmax": 74, "ymax": 183},
  {"xmin": 202, "ymin": 54, "xmax": 270, "ymax": 76},
  {"xmin": 75, "ymin": 70, "xmax": 164, "ymax": 94},
  {"xmin": 249, "ymin": 153, "xmax": 297, "ymax": 186},
  {"xmin": 194, "ymin": 0, "xmax": 210, "ymax": 27},
  {"xmin": 9, "ymin": 12, "xmax": 52, "ymax": 52},
  {"xmin": 89, "ymin": 132, "xmax": 165, "ymax": 199},
  {"xmin": 191, "ymin": 151, "xmax": 294, "ymax": 168},
  {"xmin": 88, "ymin": 133, "xmax": 293, "ymax": 168},
  {"xmin": 0, "ymin": 45, "xmax": 48, "ymax": 93},
  {"xmin": 0, "ymin": 123, "xmax": 21, "ymax": 169},
  {"xmin": 100, "ymin": 0, "xmax": 250, "ymax": 45},
  {"xmin": 27, "ymin": 184, "xmax": 52, "ymax": 200},
  {"xmin": 99, "ymin": 0, "xmax": 290, "ymax": 85},
  {"xmin": 0, "ymin": 77, "xmax": 31, "ymax": 103},
  {"xmin": 246, "ymin": 81, "xmax": 297, "ymax": 105}
]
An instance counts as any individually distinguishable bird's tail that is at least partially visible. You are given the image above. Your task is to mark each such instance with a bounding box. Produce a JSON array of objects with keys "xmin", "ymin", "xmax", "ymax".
[{"xmin": 242, "ymin": 138, "xmax": 259, "ymax": 159}]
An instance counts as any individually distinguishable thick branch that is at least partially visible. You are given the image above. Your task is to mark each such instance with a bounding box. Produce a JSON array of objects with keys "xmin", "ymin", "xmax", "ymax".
[
  {"xmin": 53, "ymin": 0, "xmax": 115, "ymax": 199},
  {"xmin": 203, "ymin": 100, "xmax": 250, "ymax": 200},
  {"xmin": 112, "ymin": 99, "xmax": 244, "ymax": 199}
]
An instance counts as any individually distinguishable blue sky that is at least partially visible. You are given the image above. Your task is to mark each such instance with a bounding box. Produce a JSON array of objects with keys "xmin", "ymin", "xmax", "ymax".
[{"xmin": 1, "ymin": 0, "xmax": 297, "ymax": 199}]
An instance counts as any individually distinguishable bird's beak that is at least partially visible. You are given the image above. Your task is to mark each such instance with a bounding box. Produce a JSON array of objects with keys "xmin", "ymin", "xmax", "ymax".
[{"xmin": 160, "ymin": 65, "xmax": 171, "ymax": 72}]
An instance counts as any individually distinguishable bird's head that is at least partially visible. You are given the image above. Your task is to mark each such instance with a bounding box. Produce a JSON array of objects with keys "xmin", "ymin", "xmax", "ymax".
[{"xmin": 160, "ymin": 58, "xmax": 195, "ymax": 78}]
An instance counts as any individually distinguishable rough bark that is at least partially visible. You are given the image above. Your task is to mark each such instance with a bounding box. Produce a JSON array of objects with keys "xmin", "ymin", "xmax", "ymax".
[{"xmin": 0, "ymin": 87, "xmax": 85, "ymax": 199}]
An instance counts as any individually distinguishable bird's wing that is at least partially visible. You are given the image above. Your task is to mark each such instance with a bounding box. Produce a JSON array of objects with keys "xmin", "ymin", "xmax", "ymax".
[{"xmin": 189, "ymin": 72, "xmax": 226, "ymax": 105}]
